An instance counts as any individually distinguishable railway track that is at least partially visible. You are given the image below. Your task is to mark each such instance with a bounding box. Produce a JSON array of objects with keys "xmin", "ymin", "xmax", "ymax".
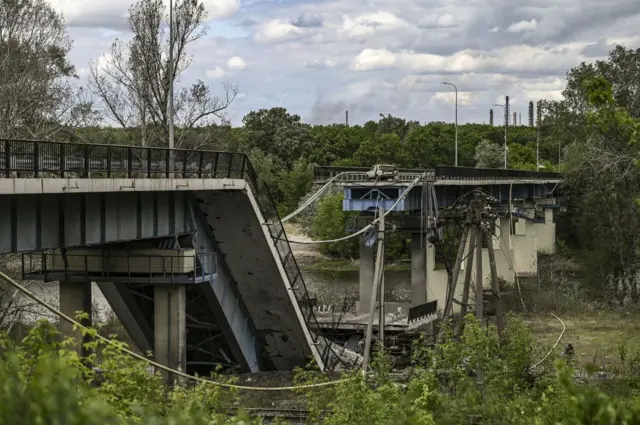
[{"xmin": 228, "ymin": 407, "xmax": 311, "ymax": 421}]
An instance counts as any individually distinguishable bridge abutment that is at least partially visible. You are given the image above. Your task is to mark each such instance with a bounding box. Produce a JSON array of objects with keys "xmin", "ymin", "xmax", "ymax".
[{"xmin": 154, "ymin": 285, "xmax": 187, "ymax": 384}]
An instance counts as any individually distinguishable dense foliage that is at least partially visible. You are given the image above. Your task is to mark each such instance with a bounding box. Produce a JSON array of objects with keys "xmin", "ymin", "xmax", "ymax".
[{"xmin": 5, "ymin": 317, "xmax": 640, "ymax": 424}]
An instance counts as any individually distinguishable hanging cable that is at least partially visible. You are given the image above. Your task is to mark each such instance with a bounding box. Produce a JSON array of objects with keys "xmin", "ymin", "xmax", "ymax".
[
  {"xmin": 0, "ymin": 270, "xmax": 355, "ymax": 391},
  {"xmin": 281, "ymin": 172, "xmax": 361, "ymax": 223},
  {"xmin": 286, "ymin": 174, "xmax": 426, "ymax": 245}
]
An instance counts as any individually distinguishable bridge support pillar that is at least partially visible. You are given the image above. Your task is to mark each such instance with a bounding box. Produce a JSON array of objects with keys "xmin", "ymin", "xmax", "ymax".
[
  {"xmin": 410, "ymin": 234, "xmax": 427, "ymax": 306},
  {"xmin": 358, "ymin": 234, "xmax": 375, "ymax": 314},
  {"xmin": 154, "ymin": 285, "xmax": 186, "ymax": 385},
  {"xmin": 59, "ymin": 281, "xmax": 92, "ymax": 357}
]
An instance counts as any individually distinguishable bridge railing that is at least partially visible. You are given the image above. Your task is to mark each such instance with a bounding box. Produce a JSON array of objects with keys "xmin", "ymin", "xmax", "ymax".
[
  {"xmin": 243, "ymin": 159, "xmax": 334, "ymax": 367},
  {"xmin": 21, "ymin": 250, "xmax": 216, "ymax": 285},
  {"xmin": 1, "ymin": 139, "xmax": 247, "ymax": 178},
  {"xmin": 1, "ymin": 138, "xmax": 334, "ymax": 368},
  {"xmin": 312, "ymin": 164, "xmax": 562, "ymax": 182},
  {"xmin": 434, "ymin": 165, "xmax": 562, "ymax": 180}
]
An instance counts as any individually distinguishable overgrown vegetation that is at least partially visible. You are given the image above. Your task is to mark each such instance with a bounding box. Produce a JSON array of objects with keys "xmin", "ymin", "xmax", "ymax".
[{"xmin": 5, "ymin": 316, "xmax": 640, "ymax": 424}]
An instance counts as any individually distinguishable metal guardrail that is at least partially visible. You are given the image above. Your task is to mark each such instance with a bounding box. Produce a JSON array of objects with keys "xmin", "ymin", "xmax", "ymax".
[
  {"xmin": 1, "ymin": 138, "xmax": 334, "ymax": 368},
  {"xmin": 434, "ymin": 165, "xmax": 562, "ymax": 180},
  {"xmin": 313, "ymin": 165, "xmax": 562, "ymax": 182},
  {"xmin": 21, "ymin": 251, "xmax": 216, "ymax": 285},
  {"xmin": 1, "ymin": 138, "xmax": 246, "ymax": 178},
  {"xmin": 313, "ymin": 165, "xmax": 428, "ymax": 183}
]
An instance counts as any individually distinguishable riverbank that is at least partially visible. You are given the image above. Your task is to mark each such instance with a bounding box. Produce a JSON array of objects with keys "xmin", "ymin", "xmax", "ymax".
[
  {"xmin": 284, "ymin": 222, "xmax": 411, "ymax": 272},
  {"xmin": 303, "ymin": 259, "xmax": 410, "ymax": 272}
]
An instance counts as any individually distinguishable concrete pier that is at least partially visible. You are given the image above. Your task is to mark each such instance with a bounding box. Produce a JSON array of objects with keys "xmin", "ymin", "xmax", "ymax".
[
  {"xmin": 410, "ymin": 234, "xmax": 427, "ymax": 306},
  {"xmin": 154, "ymin": 285, "xmax": 187, "ymax": 384},
  {"xmin": 59, "ymin": 281, "xmax": 92, "ymax": 356}
]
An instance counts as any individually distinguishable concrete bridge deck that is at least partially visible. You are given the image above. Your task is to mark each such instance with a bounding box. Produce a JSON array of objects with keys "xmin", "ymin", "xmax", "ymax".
[{"xmin": 0, "ymin": 139, "xmax": 345, "ymax": 377}]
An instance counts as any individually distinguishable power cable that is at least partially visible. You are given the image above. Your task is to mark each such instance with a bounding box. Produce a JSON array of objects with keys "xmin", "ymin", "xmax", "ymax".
[
  {"xmin": 530, "ymin": 313, "xmax": 565, "ymax": 370},
  {"xmin": 286, "ymin": 174, "xmax": 426, "ymax": 245},
  {"xmin": 281, "ymin": 172, "xmax": 362, "ymax": 223}
]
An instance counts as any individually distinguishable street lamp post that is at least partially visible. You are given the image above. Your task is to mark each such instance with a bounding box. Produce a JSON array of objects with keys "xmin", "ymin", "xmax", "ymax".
[
  {"xmin": 493, "ymin": 103, "xmax": 508, "ymax": 169},
  {"xmin": 167, "ymin": 0, "xmax": 175, "ymax": 171},
  {"xmin": 441, "ymin": 82, "xmax": 458, "ymax": 167}
]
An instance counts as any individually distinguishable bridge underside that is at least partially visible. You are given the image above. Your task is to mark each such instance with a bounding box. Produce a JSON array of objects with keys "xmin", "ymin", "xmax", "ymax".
[
  {"xmin": 0, "ymin": 191, "xmax": 196, "ymax": 253},
  {"xmin": 0, "ymin": 182, "xmax": 325, "ymax": 375},
  {"xmin": 194, "ymin": 189, "xmax": 318, "ymax": 370}
]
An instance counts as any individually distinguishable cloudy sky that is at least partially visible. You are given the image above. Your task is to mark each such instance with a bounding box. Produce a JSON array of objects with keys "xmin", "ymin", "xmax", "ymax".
[{"xmin": 50, "ymin": 0, "xmax": 640, "ymax": 126}]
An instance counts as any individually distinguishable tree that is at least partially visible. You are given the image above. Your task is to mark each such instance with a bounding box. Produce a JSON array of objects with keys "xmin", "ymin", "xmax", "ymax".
[
  {"xmin": 474, "ymin": 139, "xmax": 503, "ymax": 168},
  {"xmin": 278, "ymin": 158, "xmax": 313, "ymax": 215},
  {"xmin": 0, "ymin": 0, "xmax": 77, "ymax": 138},
  {"xmin": 557, "ymin": 72, "xmax": 640, "ymax": 303},
  {"xmin": 241, "ymin": 107, "xmax": 312, "ymax": 170},
  {"xmin": 89, "ymin": 0, "xmax": 237, "ymax": 148},
  {"xmin": 310, "ymin": 193, "xmax": 358, "ymax": 258},
  {"xmin": 377, "ymin": 113, "xmax": 419, "ymax": 141}
]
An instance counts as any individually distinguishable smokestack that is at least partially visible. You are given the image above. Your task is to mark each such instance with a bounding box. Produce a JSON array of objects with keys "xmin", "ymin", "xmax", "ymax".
[
  {"xmin": 528, "ymin": 101, "xmax": 534, "ymax": 126},
  {"xmin": 505, "ymin": 96, "xmax": 510, "ymax": 126},
  {"xmin": 536, "ymin": 101, "xmax": 542, "ymax": 126},
  {"xmin": 519, "ymin": 113, "xmax": 522, "ymax": 126},
  {"xmin": 513, "ymin": 112, "xmax": 517, "ymax": 126},
  {"xmin": 345, "ymin": 110, "xmax": 349, "ymax": 127},
  {"xmin": 489, "ymin": 109, "xmax": 494, "ymax": 126}
]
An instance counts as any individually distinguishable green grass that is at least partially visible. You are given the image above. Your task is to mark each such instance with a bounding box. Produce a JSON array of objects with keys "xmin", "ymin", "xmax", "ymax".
[{"xmin": 526, "ymin": 311, "xmax": 640, "ymax": 369}]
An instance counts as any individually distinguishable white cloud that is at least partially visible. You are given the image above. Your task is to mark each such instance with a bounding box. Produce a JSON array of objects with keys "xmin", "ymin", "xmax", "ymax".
[
  {"xmin": 507, "ymin": 19, "xmax": 539, "ymax": 33},
  {"xmin": 202, "ymin": 0, "xmax": 240, "ymax": 20},
  {"xmin": 350, "ymin": 48, "xmax": 397, "ymax": 70},
  {"xmin": 419, "ymin": 13, "xmax": 457, "ymax": 28},
  {"xmin": 60, "ymin": 0, "xmax": 640, "ymax": 126},
  {"xmin": 226, "ymin": 56, "xmax": 247, "ymax": 70},
  {"xmin": 254, "ymin": 19, "xmax": 304, "ymax": 43},
  {"xmin": 303, "ymin": 58, "xmax": 337, "ymax": 69},
  {"xmin": 206, "ymin": 66, "xmax": 226, "ymax": 78},
  {"xmin": 432, "ymin": 91, "xmax": 477, "ymax": 106},
  {"xmin": 340, "ymin": 11, "xmax": 414, "ymax": 38},
  {"xmin": 350, "ymin": 44, "xmax": 587, "ymax": 75},
  {"xmin": 48, "ymin": 0, "xmax": 239, "ymax": 28}
]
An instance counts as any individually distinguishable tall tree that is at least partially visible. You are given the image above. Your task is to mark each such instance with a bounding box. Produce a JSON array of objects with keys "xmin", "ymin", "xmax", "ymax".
[
  {"xmin": 89, "ymin": 0, "xmax": 237, "ymax": 148},
  {"xmin": 0, "ymin": 0, "xmax": 77, "ymax": 138},
  {"xmin": 556, "ymin": 66, "xmax": 640, "ymax": 302},
  {"xmin": 474, "ymin": 139, "xmax": 503, "ymax": 168},
  {"xmin": 241, "ymin": 107, "xmax": 311, "ymax": 170}
]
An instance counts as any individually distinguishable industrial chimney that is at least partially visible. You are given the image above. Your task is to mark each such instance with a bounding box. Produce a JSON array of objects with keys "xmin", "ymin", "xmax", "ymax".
[
  {"xmin": 528, "ymin": 101, "xmax": 534, "ymax": 126},
  {"xmin": 490, "ymin": 109, "xmax": 494, "ymax": 126},
  {"xmin": 345, "ymin": 110, "xmax": 349, "ymax": 127},
  {"xmin": 513, "ymin": 112, "xmax": 517, "ymax": 127},
  {"xmin": 505, "ymin": 96, "xmax": 510, "ymax": 126}
]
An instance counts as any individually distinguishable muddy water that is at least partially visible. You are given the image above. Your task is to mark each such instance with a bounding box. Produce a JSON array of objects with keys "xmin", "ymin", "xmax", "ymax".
[{"xmin": 302, "ymin": 270, "xmax": 412, "ymax": 305}]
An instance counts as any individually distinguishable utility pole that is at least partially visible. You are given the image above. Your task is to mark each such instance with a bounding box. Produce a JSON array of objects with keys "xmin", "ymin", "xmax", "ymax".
[
  {"xmin": 486, "ymin": 224, "xmax": 505, "ymax": 338},
  {"xmin": 536, "ymin": 101, "xmax": 541, "ymax": 171},
  {"xmin": 362, "ymin": 207, "xmax": 385, "ymax": 374},
  {"xmin": 167, "ymin": 0, "xmax": 175, "ymax": 172},
  {"xmin": 473, "ymin": 199, "xmax": 483, "ymax": 321},
  {"xmin": 442, "ymin": 82, "xmax": 458, "ymax": 167},
  {"xmin": 379, "ymin": 267, "xmax": 385, "ymax": 348}
]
